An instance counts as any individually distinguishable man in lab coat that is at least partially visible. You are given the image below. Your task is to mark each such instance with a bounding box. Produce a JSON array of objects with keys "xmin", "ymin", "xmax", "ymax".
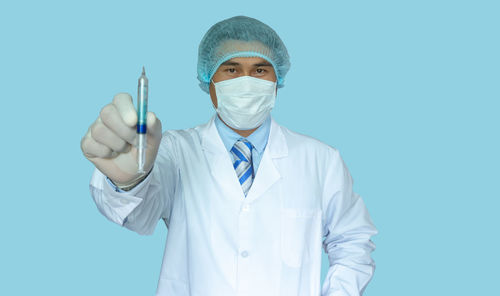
[{"xmin": 81, "ymin": 16, "xmax": 377, "ymax": 296}]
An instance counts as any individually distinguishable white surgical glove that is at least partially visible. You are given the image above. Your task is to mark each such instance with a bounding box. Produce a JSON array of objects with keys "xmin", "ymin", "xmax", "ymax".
[{"xmin": 81, "ymin": 93, "xmax": 162, "ymax": 190}]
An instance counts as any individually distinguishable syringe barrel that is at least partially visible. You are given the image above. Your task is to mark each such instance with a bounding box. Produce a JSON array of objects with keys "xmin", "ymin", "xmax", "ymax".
[
  {"xmin": 137, "ymin": 133, "xmax": 147, "ymax": 173},
  {"xmin": 137, "ymin": 71, "xmax": 148, "ymax": 134},
  {"xmin": 136, "ymin": 67, "xmax": 149, "ymax": 174}
]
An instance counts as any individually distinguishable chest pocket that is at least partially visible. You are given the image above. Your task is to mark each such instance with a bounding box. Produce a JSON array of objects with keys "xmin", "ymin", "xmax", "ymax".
[{"xmin": 280, "ymin": 208, "xmax": 322, "ymax": 268}]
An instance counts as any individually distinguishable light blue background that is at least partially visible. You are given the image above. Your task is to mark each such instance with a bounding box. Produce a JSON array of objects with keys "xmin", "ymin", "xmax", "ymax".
[{"xmin": 1, "ymin": 0, "xmax": 498, "ymax": 295}]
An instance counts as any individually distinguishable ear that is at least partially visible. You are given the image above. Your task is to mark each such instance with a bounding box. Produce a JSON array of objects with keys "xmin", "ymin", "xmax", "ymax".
[{"xmin": 209, "ymin": 80, "xmax": 218, "ymax": 108}]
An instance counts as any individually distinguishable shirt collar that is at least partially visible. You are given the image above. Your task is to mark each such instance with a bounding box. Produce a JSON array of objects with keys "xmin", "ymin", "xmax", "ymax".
[{"xmin": 214, "ymin": 114, "xmax": 271, "ymax": 154}]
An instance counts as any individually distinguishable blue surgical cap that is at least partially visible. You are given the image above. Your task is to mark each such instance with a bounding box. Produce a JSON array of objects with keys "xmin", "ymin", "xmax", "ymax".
[{"xmin": 197, "ymin": 16, "xmax": 291, "ymax": 93}]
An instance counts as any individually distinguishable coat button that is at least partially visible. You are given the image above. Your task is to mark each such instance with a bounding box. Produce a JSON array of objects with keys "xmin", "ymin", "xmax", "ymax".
[
  {"xmin": 241, "ymin": 250, "xmax": 249, "ymax": 258},
  {"xmin": 242, "ymin": 204, "xmax": 250, "ymax": 212}
]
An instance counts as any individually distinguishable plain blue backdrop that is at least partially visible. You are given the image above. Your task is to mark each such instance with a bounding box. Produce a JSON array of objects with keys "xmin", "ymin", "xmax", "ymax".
[{"xmin": 1, "ymin": 0, "xmax": 498, "ymax": 295}]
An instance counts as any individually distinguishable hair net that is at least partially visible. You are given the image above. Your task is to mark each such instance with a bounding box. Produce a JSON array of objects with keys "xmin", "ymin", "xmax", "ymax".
[{"xmin": 197, "ymin": 16, "xmax": 291, "ymax": 93}]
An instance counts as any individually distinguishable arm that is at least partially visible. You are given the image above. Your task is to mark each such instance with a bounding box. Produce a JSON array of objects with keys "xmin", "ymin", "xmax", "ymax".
[
  {"xmin": 321, "ymin": 150, "xmax": 378, "ymax": 296},
  {"xmin": 89, "ymin": 134, "xmax": 178, "ymax": 235}
]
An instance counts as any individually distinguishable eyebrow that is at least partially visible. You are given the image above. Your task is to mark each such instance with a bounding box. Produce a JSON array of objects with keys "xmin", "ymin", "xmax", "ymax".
[
  {"xmin": 221, "ymin": 61, "xmax": 240, "ymax": 66},
  {"xmin": 220, "ymin": 61, "xmax": 273, "ymax": 67},
  {"xmin": 253, "ymin": 62, "xmax": 272, "ymax": 67}
]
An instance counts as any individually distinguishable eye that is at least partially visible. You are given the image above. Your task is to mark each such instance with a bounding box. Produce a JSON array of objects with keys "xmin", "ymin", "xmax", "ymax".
[
  {"xmin": 225, "ymin": 68, "xmax": 236, "ymax": 73},
  {"xmin": 256, "ymin": 68, "xmax": 265, "ymax": 74}
]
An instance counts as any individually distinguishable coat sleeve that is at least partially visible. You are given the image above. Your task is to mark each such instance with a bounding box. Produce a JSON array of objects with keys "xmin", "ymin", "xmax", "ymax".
[
  {"xmin": 321, "ymin": 149, "xmax": 378, "ymax": 296},
  {"xmin": 89, "ymin": 133, "xmax": 179, "ymax": 235}
]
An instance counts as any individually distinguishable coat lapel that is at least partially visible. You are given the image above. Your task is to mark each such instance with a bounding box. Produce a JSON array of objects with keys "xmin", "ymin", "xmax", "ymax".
[
  {"xmin": 246, "ymin": 117, "xmax": 288, "ymax": 202},
  {"xmin": 198, "ymin": 115, "xmax": 288, "ymax": 202},
  {"xmin": 199, "ymin": 115, "xmax": 244, "ymax": 200}
]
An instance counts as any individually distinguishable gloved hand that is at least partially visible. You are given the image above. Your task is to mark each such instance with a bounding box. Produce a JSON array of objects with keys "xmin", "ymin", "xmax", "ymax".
[{"xmin": 81, "ymin": 93, "xmax": 162, "ymax": 190}]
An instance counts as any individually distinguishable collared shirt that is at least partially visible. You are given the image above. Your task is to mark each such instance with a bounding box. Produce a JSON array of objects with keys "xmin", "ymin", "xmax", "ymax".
[{"xmin": 213, "ymin": 114, "xmax": 271, "ymax": 175}]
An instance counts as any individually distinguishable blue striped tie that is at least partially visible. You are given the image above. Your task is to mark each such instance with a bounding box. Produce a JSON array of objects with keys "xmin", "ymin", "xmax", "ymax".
[{"xmin": 231, "ymin": 139, "xmax": 254, "ymax": 196}]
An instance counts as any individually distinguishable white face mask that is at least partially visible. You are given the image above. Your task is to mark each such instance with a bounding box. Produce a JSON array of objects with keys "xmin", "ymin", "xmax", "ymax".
[{"xmin": 213, "ymin": 76, "xmax": 277, "ymax": 130}]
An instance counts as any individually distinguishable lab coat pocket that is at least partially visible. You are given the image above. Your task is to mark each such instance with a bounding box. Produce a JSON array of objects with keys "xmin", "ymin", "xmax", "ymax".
[{"xmin": 280, "ymin": 208, "xmax": 320, "ymax": 268}]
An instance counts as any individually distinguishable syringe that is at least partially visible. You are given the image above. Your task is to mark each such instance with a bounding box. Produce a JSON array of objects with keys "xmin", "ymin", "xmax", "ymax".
[{"xmin": 136, "ymin": 66, "xmax": 148, "ymax": 174}]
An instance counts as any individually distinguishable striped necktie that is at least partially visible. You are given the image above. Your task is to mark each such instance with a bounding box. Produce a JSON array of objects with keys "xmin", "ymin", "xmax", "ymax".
[{"xmin": 231, "ymin": 139, "xmax": 254, "ymax": 196}]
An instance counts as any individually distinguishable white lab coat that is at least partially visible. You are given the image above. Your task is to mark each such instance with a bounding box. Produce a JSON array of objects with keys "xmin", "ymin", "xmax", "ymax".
[{"xmin": 89, "ymin": 115, "xmax": 377, "ymax": 296}]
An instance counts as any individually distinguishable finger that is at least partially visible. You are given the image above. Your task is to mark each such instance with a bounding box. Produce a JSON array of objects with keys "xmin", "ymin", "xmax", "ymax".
[
  {"xmin": 81, "ymin": 127, "xmax": 114, "ymax": 158},
  {"xmin": 112, "ymin": 93, "xmax": 137, "ymax": 127},
  {"xmin": 100, "ymin": 103, "xmax": 137, "ymax": 145},
  {"xmin": 146, "ymin": 111, "xmax": 162, "ymax": 138},
  {"xmin": 91, "ymin": 117, "xmax": 131, "ymax": 153}
]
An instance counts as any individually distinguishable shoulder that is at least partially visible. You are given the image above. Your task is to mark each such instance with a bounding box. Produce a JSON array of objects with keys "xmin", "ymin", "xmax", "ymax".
[
  {"xmin": 157, "ymin": 122, "xmax": 206, "ymax": 157},
  {"xmin": 161, "ymin": 126, "xmax": 198, "ymax": 141},
  {"xmin": 277, "ymin": 123, "xmax": 340, "ymax": 160},
  {"xmin": 161, "ymin": 125, "xmax": 202, "ymax": 148}
]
